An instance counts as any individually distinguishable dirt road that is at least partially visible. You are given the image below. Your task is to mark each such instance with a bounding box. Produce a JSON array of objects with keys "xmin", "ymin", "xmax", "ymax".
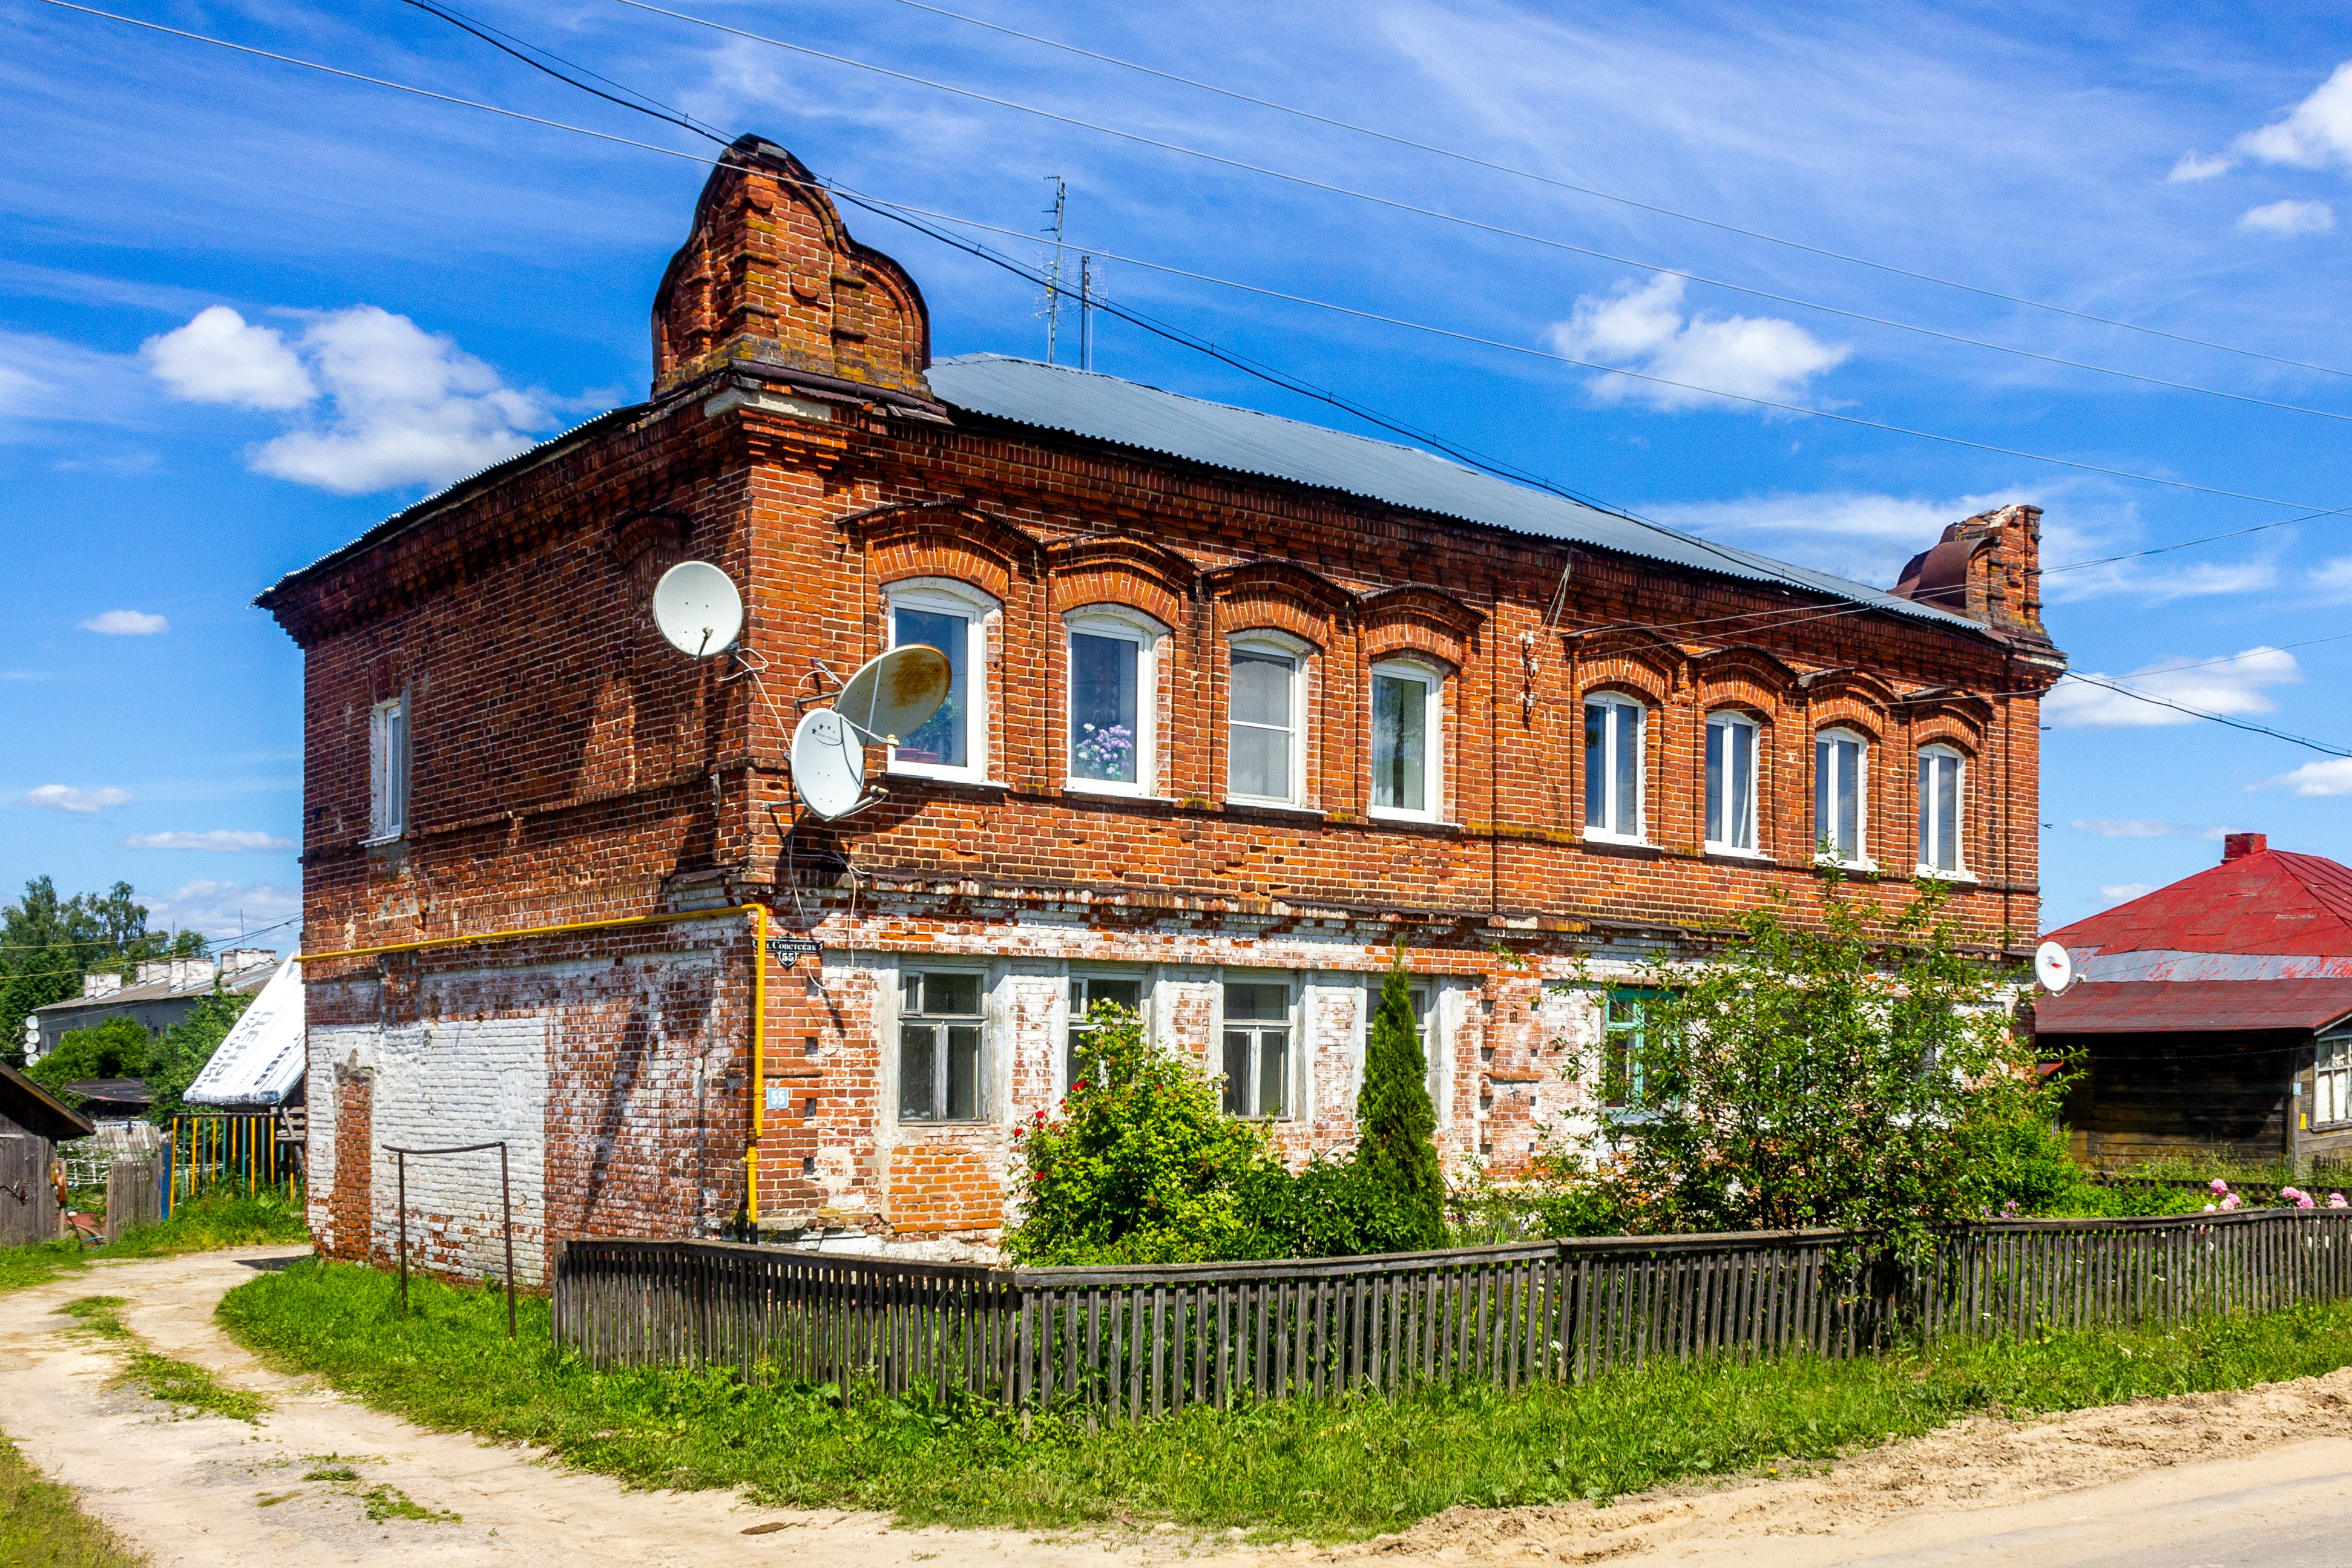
[{"xmin": 5, "ymin": 1248, "xmax": 2352, "ymax": 1567}]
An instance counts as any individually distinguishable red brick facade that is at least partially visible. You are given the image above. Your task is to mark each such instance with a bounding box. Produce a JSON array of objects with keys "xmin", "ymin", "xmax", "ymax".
[{"xmin": 263, "ymin": 137, "xmax": 2065, "ymax": 1267}]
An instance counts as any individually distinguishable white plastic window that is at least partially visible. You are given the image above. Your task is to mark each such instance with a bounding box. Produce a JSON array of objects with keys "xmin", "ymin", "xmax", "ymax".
[
  {"xmin": 1066, "ymin": 608, "xmax": 1161, "ymax": 796},
  {"xmin": 1917, "ymin": 746, "xmax": 1966, "ymax": 876},
  {"xmin": 1583, "ymin": 695, "xmax": 1645, "ymax": 842},
  {"xmin": 900, "ymin": 970, "xmax": 985, "ymax": 1122},
  {"xmin": 1221, "ymin": 980, "xmax": 1292, "ymax": 1118},
  {"xmin": 368, "ymin": 695, "xmax": 409, "ymax": 842},
  {"xmin": 1704, "ymin": 712, "xmax": 1759, "ymax": 855},
  {"xmin": 1370, "ymin": 661, "xmax": 1442, "ymax": 821},
  {"xmin": 885, "ymin": 580, "xmax": 996, "ymax": 784},
  {"xmin": 1228, "ymin": 635, "xmax": 1305, "ymax": 805},
  {"xmin": 1815, "ymin": 729, "xmax": 1870, "ymax": 866}
]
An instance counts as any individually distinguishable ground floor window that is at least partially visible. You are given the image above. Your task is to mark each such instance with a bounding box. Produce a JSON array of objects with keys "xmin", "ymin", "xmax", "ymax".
[
  {"xmin": 1065, "ymin": 973, "xmax": 1143, "ymax": 1091},
  {"xmin": 900, "ymin": 970, "xmax": 984, "ymax": 1121},
  {"xmin": 1222, "ymin": 981, "xmax": 1291, "ymax": 1118},
  {"xmin": 2321, "ymin": 1026, "xmax": 2352, "ymax": 1126}
]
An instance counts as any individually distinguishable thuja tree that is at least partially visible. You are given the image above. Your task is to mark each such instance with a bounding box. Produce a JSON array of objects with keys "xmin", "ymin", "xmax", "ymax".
[
  {"xmin": 1355, "ymin": 960, "xmax": 1447, "ymax": 1250},
  {"xmin": 1572, "ymin": 881, "xmax": 2061, "ymax": 1256}
]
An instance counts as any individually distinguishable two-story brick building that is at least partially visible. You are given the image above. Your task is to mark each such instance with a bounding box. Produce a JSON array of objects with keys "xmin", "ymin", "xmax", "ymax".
[{"xmin": 260, "ymin": 137, "xmax": 2065, "ymax": 1280}]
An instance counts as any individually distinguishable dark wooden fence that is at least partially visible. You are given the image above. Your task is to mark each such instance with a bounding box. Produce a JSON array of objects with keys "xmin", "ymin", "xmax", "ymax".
[
  {"xmin": 552, "ymin": 1209, "xmax": 2352, "ymax": 1420},
  {"xmin": 104, "ymin": 1154, "xmax": 163, "ymax": 1241}
]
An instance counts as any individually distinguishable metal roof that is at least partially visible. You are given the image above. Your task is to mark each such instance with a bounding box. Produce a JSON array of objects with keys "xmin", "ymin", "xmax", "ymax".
[
  {"xmin": 2047, "ymin": 848, "xmax": 2352, "ymax": 974},
  {"xmin": 2035, "ymin": 978, "xmax": 2352, "ymax": 1035},
  {"xmin": 928, "ymin": 355, "xmax": 1983, "ymax": 634}
]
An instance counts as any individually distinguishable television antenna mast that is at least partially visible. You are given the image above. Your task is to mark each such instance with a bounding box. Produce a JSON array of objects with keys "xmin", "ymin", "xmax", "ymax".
[{"xmin": 1040, "ymin": 175, "xmax": 1068, "ymax": 364}]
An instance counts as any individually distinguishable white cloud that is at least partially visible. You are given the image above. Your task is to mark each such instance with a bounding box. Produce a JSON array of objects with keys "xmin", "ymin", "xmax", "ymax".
[
  {"xmin": 2072, "ymin": 818, "xmax": 2192, "ymax": 838},
  {"xmin": 79, "ymin": 609, "xmax": 168, "ymax": 635},
  {"xmin": 2169, "ymin": 151, "xmax": 2235, "ymax": 182},
  {"xmin": 120, "ymin": 830, "xmax": 296, "ymax": 852},
  {"xmin": 2235, "ymin": 61, "xmax": 2352, "ymax": 171},
  {"xmin": 136, "ymin": 879, "xmax": 300, "ymax": 943},
  {"xmin": 1646, "ymin": 488, "xmax": 2027, "ymax": 586},
  {"xmin": 142, "ymin": 305, "xmax": 315, "ymax": 410},
  {"xmin": 143, "ymin": 304, "xmax": 554, "ymax": 494},
  {"xmin": 20, "ymin": 784, "xmax": 135, "ymax": 813},
  {"xmin": 2256, "ymin": 758, "xmax": 2352, "ymax": 797},
  {"xmin": 2313, "ymin": 557, "xmax": 2352, "ymax": 597},
  {"xmin": 2239, "ymin": 199, "xmax": 2335, "ymax": 237},
  {"xmin": 1548, "ymin": 274, "xmax": 1848, "ymax": 412},
  {"xmin": 2098, "ymin": 883, "xmax": 2157, "ymax": 907},
  {"xmin": 2043, "ymin": 647, "xmax": 2301, "ymax": 729}
]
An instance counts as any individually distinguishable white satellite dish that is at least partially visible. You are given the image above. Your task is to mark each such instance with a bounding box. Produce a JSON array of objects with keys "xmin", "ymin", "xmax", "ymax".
[
  {"xmin": 790, "ymin": 707, "xmax": 866, "ymax": 820},
  {"xmin": 833, "ymin": 646, "xmax": 952, "ymax": 744},
  {"xmin": 2034, "ymin": 940, "xmax": 2074, "ymax": 994},
  {"xmin": 651, "ymin": 561, "xmax": 743, "ymax": 658}
]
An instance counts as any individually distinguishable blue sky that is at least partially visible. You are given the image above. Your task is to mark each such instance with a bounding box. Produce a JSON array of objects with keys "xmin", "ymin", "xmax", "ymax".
[{"xmin": 5, "ymin": 0, "xmax": 2351, "ymax": 947}]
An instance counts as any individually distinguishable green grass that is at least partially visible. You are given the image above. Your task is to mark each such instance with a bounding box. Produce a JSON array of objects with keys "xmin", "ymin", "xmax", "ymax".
[
  {"xmin": 218, "ymin": 1255, "xmax": 2352, "ymax": 1540},
  {"xmin": 0, "ymin": 1433, "xmax": 148, "ymax": 1568},
  {"xmin": 0, "ymin": 1188, "xmax": 309, "ymax": 1296},
  {"xmin": 57, "ymin": 1296, "xmax": 270, "ymax": 1425}
]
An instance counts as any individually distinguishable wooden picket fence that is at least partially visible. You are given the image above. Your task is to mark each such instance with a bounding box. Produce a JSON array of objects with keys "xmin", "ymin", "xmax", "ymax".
[
  {"xmin": 103, "ymin": 1154, "xmax": 163, "ymax": 1242},
  {"xmin": 551, "ymin": 1208, "xmax": 2352, "ymax": 1421}
]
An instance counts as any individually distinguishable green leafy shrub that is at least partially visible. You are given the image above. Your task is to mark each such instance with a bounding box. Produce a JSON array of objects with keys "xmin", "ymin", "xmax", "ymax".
[
  {"xmin": 27, "ymin": 1015, "xmax": 148, "ymax": 1104},
  {"xmin": 1233, "ymin": 1154, "xmax": 1430, "ymax": 1259}
]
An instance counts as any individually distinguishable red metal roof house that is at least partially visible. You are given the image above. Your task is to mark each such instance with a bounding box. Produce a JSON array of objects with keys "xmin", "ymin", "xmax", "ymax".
[{"xmin": 2040, "ymin": 833, "xmax": 2352, "ymax": 1169}]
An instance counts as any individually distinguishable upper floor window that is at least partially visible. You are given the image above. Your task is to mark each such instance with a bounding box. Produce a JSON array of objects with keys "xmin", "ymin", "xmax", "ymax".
[
  {"xmin": 1370, "ymin": 661, "xmax": 1442, "ymax": 821},
  {"xmin": 1221, "ymin": 979, "xmax": 1292, "ymax": 1118},
  {"xmin": 1065, "ymin": 971, "xmax": 1143, "ymax": 1091},
  {"xmin": 1815, "ymin": 728, "xmax": 1869, "ymax": 866},
  {"xmin": 368, "ymin": 695, "xmax": 409, "ymax": 842},
  {"xmin": 899, "ymin": 969, "xmax": 984, "ymax": 1122},
  {"xmin": 1917, "ymin": 745, "xmax": 1966, "ymax": 876},
  {"xmin": 1228, "ymin": 634, "xmax": 1306, "ymax": 806},
  {"xmin": 886, "ymin": 580, "xmax": 994, "ymax": 783},
  {"xmin": 1583, "ymin": 695, "xmax": 1645, "ymax": 842},
  {"xmin": 1066, "ymin": 608, "xmax": 1161, "ymax": 796},
  {"xmin": 1704, "ymin": 711, "xmax": 1759, "ymax": 855}
]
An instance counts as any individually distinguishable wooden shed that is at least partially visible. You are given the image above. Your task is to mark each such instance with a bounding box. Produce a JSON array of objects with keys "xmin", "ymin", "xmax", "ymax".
[
  {"xmin": 2040, "ymin": 833, "xmax": 2352, "ymax": 1170},
  {"xmin": 1, "ymin": 1063, "xmax": 97, "ymax": 1245}
]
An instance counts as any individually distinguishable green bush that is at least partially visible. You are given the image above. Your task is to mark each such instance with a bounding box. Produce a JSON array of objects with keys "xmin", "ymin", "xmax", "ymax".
[
  {"xmin": 1233, "ymin": 1154, "xmax": 1429, "ymax": 1259},
  {"xmin": 1353, "ymin": 961, "xmax": 1445, "ymax": 1250},
  {"xmin": 26, "ymin": 1015, "xmax": 148, "ymax": 1104}
]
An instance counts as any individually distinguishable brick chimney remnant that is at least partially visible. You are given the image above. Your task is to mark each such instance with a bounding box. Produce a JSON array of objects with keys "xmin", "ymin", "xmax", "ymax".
[
  {"xmin": 1890, "ymin": 503, "xmax": 2048, "ymax": 641},
  {"xmin": 649, "ymin": 135, "xmax": 931, "ymax": 399},
  {"xmin": 2224, "ymin": 832, "xmax": 2267, "ymax": 862}
]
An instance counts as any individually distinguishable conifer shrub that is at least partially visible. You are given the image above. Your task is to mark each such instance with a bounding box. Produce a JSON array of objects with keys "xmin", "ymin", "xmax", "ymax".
[{"xmin": 1352, "ymin": 960, "xmax": 1448, "ymax": 1250}]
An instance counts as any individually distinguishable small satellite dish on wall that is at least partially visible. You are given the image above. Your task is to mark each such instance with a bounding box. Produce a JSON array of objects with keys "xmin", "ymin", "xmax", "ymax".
[
  {"xmin": 833, "ymin": 646, "xmax": 951, "ymax": 744},
  {"xmin": 651, "ymin": 561, "xmax": 744, "ymax": 658},
  {"xmin": 2034, "ymin": 940, "xmax": 2074, "ymax": 994},
  {"xmin": 790, "ymin": 708, "xmax": 866, "ymax": 820}
]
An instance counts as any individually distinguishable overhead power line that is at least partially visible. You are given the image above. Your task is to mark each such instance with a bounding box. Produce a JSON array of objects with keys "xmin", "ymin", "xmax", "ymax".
[
  {"xmin": 870, "ymin": 0, "xmax": 2352, "ymax": 387},
  {"xmin": 2057, "ymin": 672, "xmax": 2351, "ymax": 758},
  {"xmin": 620, "ymin": 0, "xmax": 2352, "ymax": 427}
]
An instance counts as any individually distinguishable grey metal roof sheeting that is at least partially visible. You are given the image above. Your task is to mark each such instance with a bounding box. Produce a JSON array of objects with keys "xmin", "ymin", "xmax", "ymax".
[{"xmin": 928, "ymin": 355, "xmax": 1981, "ymax": 634}]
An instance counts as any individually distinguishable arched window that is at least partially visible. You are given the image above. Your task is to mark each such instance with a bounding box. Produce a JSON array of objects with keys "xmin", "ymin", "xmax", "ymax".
[
  {"xmin": 1704, "ymin": 710, "xmax": 1759, "ymax": 855},
  {"xmin": 884, "ymin": 578, "xmax": 996, "ymax": 784},
  {"xmin": 1370, "ymin": 658, "xmax": 1443, "ymax": 821},
  {"xmin": 1917, "ymin": 744, "xmax": 1966, "ymax": 876},
  {"xmin": 1065, "ymin": 606, "xmax": 1163, "ymax": 796},
  {"xmin": 1228, "ymin": 631, "xmax": 1308, "ymax": 805},
  {"xmin": 1583, "ymin": 694, "xmax": 1645, "ymax": 842},
  {"xmin": 1815, "ymin": 727, "xmax": 1870, "ymax": 867}
]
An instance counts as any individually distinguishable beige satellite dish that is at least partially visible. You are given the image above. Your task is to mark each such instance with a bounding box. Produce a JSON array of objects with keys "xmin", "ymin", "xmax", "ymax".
[
  {"xmin": 790, "ymin": 708, "xmax": 866, "ymax": 820},
  {"xmin": 833, "ymin": 646, "xmax": 951, "ymax": 746},
  {"xmin": 651, "ymin": 561, "xmax": 743, "ymax": 658}
]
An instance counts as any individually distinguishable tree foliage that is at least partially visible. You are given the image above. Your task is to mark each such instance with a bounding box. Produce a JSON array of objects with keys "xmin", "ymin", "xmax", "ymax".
[
  {"xmin": 0, "ymin": 877, "xmax": 202, "ymax": 1068},
  {"xmin": 144, "ymin": 990, "xmax": 255, "ymax": 1120},
  {"xmin": 27, "ymin": 1015, "xmax": 150, "ymax": 1106},
  {"xmin": 1352, "ymin": 960, "xmax": 1447, "ymax": 1250},
  {"xmin": 1563, "ymin": 882, "xmax": 2061, "ymax": 1256}
]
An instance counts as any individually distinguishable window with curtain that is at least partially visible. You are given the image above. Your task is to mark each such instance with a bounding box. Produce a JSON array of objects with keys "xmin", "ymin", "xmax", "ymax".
[
  {"xmin": 899, "ymin": 971, "xmax": 984, "ymax": 1122},
  {"xmin": 1370, "ymin": 661, "xmax": 1440, "ymax": 819},
  {"xmin": 1704, "ymin": 712, "xmax": 1758, "ymax": 853},
  {"xmin": 1228, "ymin": 644, "xmax": 1300, "ymax": 804},
  {"xmin": 885, "ymin": 580, "xmax": 993, "ymax": 780},
  {"xmin": 2321, "ymin": 1028, "xmax": 2352, "ymax": 1126},
  {"xmin": 1917, "ymin": 746, "xmax": 1965, "ymax": 874},
  {"xmin": 1067, "ymin": 611, "xmax": 1154, "ymax": 793},
  {"xmin": 1221, "ymin": 980, "xmax": 1291, "ymax": 1118},
  {"xmin": 1583, "ymin": 695, "xmax": 1644, "ymax": 840},
  {"xmin": 1815, "ymin": 729, "xmax": 1868, "ymax": 864}
]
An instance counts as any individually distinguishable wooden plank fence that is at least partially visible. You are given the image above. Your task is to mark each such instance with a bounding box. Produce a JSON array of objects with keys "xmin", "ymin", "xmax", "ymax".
[
  {"xmin": 552, "ymin": 1209, "xmax": 2352, "ymax": 1420},
  {"xmin": 103, "ymin": 1154, "xmax": 163, "ymax": 1242}
]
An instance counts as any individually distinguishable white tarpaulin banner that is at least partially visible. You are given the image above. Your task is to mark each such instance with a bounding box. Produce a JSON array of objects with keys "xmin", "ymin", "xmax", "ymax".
[{"xmin": 183, "ymin": 957, "xmax": 305, "ymax": 1107}]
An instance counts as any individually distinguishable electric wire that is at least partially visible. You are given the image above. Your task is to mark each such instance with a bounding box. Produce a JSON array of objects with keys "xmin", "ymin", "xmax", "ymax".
[
  {"xmin": 397, "ymin": 0, "xmax": 729, "ymax": 143},
  {"xmin": 871, "ymin": 0, "xmax": 2352, "ymax": 386},
  {"xmin": 623, "ymin": 0, "xmax": 2352, "ymax": 427}
]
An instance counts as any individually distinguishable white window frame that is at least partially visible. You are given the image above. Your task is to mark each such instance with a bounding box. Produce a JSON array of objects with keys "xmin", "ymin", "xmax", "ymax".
[
  {"xmin": 1916, "ymin": 744, "xmax": 1969, "ymax": 879},
  {"xmin": 1218, "ymin": 974, "xmax": 1295, "ymax": 1120},
  {"xmin": 884, "ymin": 578, "xmax": 997, "ymax": 786},
  {"xmin": 367, "ymin": 694, "xmax": 410, "ymax": 843},
  {"xmin": 2318, "ymin": 1025, "xmax": 2352, "ymax": 1127},
  {"xmin": 1368, "ymin": 658, "xmax": 1444, "ymax": 823},
  {"xmin": 1364, "ymin": 976, "xmax": 1444, "ymax": 1123},
  {"xmin": 1815, "ymin": 726, "xmax": 1873, "ymax": 870},
  {"xmin": 1704, "ymin": 709, "xmax": 1763, "ymax": 858},
  {"xmin": 1064, "ymin": 968, "xmax": 1148, "ymax": 1094},
  {"xmin": 1226, "ymin": 631, "xmax": 1309, "ymax": 808},
  {"xmin": 1582, "ymin": 693, "xmax": 1647, "ymax": 845},
  {"xmin": 1063, "ymin": 606, "xmax": 1163, "ymax": 799},
  {"xmin": 896, "ymin": 965, "xmax": 990, "ymax": 1124}
]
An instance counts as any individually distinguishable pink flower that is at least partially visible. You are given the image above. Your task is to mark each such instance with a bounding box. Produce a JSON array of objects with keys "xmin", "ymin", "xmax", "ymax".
[
  {"xmin": 2222, "ymin": 1193, "xmax": 2242, "ymax": 1210},
  {"xmin": 2331, "ymin": 1193, "xmax": 2347, "ymax": 1209},
  {"xmin": 2299, "ymin": 1193, "xmax": 2318, "ymax": 1210},
  {"xmin": 2211, "ymin": 1178, "xmax": 2230, "ymax": 1194},
  {"xmin": 2283, "ymin": 1186, "xmax": 2303, "ymax": 1201},
  {"xmin": 2204, "ymin": 1203, "xmax": 2218, "ymax": 1213}
]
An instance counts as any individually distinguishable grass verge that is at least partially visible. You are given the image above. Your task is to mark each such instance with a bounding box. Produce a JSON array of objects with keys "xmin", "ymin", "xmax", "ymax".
[
  {"xmin": 0, "ymin": 1433, "xmax": 148, "ymax": 1568},
  {"xmin": 0, "ymin": 1189, "xmax": 309, "ymax": 1296},
  {"xmin": 220, "ymin": 1255, "xmax": 2352, "ymax": 1539},
  {"xmin": 59, "ymin": 1296, "xmax": 270, "ymax": 1424}
]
